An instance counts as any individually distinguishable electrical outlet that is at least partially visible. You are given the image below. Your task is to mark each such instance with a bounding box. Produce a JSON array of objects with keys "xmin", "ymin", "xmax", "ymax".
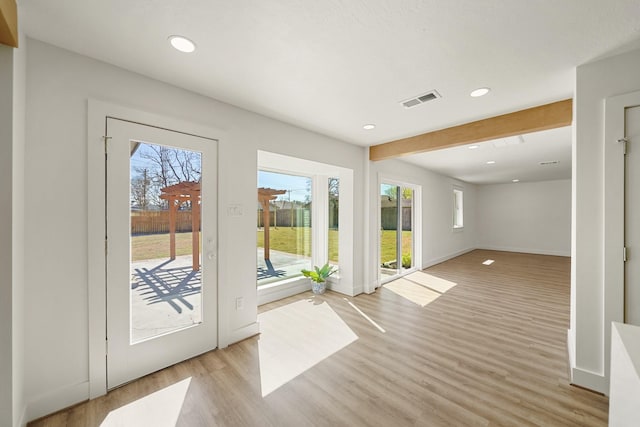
[{"xmin": 236, "ymin": 297, "xmax": 244, "ymax": 310}]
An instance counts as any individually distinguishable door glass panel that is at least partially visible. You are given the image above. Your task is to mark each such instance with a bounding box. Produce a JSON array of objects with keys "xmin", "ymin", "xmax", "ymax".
[
  {"xmin": 401, "ymin": 187, "xmax": 413, "ymax": 271},
  {"xmin": 380, "ymin": 184, "xmax": 399, "ymax": 279},
  {"xmin": 328, "ymin": 177, "xmax": 339, "ymax": 266},
  {"xmin": 130, "ymin": 142, "xmax": 202, "ymax": 343},
  {"xmin": 257, "ymin": 170, "xmax": 312, "ymax": 286}
]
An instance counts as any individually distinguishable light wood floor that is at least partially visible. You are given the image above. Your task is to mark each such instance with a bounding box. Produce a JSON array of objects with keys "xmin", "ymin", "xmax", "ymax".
[{"xmin": 30, "ymin": 250, "xmax": 609, "ymax": 426}]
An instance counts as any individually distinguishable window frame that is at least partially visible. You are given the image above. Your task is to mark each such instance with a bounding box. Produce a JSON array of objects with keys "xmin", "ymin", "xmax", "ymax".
[
  {"xmin": 257, "ymin": 151, "xmax": 353, "ymax": 305},
  {"xmin": 376, "ymin": 175, "xmax": 422, "ymax": 287},
  {"xmin": 453, "ymin": 186, "xmax": 464, "ymax": 230}
]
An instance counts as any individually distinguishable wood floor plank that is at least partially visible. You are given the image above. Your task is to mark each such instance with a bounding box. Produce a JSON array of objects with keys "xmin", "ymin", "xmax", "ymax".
[{"xmin": 29, "ymin": 250, "xmax": 609, "ymax": 426}]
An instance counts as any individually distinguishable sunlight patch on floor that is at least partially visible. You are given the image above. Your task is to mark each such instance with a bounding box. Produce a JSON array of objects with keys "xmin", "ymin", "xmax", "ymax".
[
  {"xmin": 100, "ymin": 377, "xmax": 191, "ymax": 427},
  {"xmin": 384, "ymin": 278, "xmax": 442, "ymax": 307},
  {"xmin": 384, "ymin": 271, "xmax": 457, "ymax": 307},
  {"xmin": 257, "ymin": 299, "xmax": 358, "ymax": 397},
  {"xmin": 404, "ymin": 271, "xmax": 457, "ymax": 293},
  {"xmin": 344, "ymin": 298, "xmax": 386, "ymax": 333}
]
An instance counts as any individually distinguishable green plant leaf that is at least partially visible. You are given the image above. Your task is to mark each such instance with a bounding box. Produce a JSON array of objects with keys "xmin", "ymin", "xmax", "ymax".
[{"xmin": 301, "ymin": 263, "xmax": 337, "ymax": 283}]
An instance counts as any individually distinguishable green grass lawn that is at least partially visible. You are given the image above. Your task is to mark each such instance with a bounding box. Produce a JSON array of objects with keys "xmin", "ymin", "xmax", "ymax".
[
  {"xmin": 380, "ymin": 230, "xmax": 412, "ymax": 265},
  {"xmin": 131, "ymin": 232, "xmax": 199, "ymax": 261},
  {"xmin": 256, "ymin": 227, "xmax": 411, "ymax": 264},
  {"xmin": 131, "ymin": 228, "xmax": 412, "ymax": 265},
  {"xmin": 256, "ymin": 227, "xmax": 313, "ymax": 258}
]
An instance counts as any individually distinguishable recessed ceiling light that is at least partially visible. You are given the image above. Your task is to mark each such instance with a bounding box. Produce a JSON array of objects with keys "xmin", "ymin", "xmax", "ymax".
[
  {"xmin": 169, "ymin": 35, "xmax": 196, "ymax": 53},
  {"xmin": 468, "ymin": 145, "xmax": 479, "ymax": 150},
  {"xmin": 486, "ymin": 160, "xmax": 496, "ymax": 165},
  {"xmin": 363, "ymin": 124, "xmax": 376, "ymax": 130},
  {"xmin": 470, "ymin": 87, "xmax": 491, "ymax": 97},
  {"xmin": 512, "ymin": 179, "xmax": 520, "ymax": 183}
]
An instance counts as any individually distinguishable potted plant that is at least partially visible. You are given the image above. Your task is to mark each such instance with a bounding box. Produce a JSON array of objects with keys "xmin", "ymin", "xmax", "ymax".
[{"xmin": 301, "ymin": 263, "xmax": 337, "ymax": 294}]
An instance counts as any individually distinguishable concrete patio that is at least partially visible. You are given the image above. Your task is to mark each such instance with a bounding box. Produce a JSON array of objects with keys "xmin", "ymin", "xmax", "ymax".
[
  {"xmin": 130, "ymin": 255, "xmax": 202, "ymax": 343},
  {"xmin": 256, "ymin": 248, "xmax": 311, "ymax": 286},
  {"xmin": 129, "ymin": 249, "xmax": 310, "ymax": 342}
]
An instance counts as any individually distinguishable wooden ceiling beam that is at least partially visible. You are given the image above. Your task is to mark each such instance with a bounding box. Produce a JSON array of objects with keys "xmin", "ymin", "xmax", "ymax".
[
  {"xmin": 369, "ymin": 98, "xmax": 573, "ymax": 161},
  {"xmin": 0, "ymin": 0, "xmax": 17, "ymax": 48}
]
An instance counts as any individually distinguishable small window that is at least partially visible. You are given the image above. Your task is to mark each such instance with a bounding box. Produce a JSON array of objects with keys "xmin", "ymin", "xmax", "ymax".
[{"xmin": 453, "ymin": 188, "xmax": 464, "ymax": 229}]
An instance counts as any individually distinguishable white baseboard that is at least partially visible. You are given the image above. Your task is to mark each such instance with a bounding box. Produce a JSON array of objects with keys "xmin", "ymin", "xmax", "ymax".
[
  {"xmin": 477, "ymin": 245, "xmax": 570, "ymax": 257},
  {"xmin": 224, "ymin": 322, "xmax": 260, "ymax": 348},
  {"xmin": 17, "ymin": 404, "xmax": 27, "ymax": 427},
  {"xmin": 567, "ymin": 328, "xmax": 576, "ymax": 374},
  {"xmin": 421, "ymin": 246, "xmax": 569, "ymax": 271},
  {"xmin": 423, "ymin": 247, "xmax": 475, "ymax": 269},
  {"xmin": 26, "ymin": 381, "xmax": 89, "ymax": 423},
  {"xmin": 257, "ymin": 278, "xmax": 310, "ymax": 306},
  {"xmin": 327, "ymin": 277, "xmax": 357, "ymax": 297},
  {"xmin": 571, "ymin": 367, "xmax": 608, "ymax": 395},
  {"xmin": 350, "ymin": 283, "xmax": 364, "ymax": 295}
]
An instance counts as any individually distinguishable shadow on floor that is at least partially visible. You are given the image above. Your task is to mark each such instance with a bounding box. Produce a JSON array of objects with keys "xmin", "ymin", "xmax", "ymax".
[
  {"xmin": 257, "ymin": 259, "xmax": 287, "ymax": 280},
  {"xmin": 132, "ymin": 260, "xmax": 201, "ymax": 314}
]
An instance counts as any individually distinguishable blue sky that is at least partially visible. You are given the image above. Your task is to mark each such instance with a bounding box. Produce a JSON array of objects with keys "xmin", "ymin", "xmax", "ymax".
[
  {"xmin": 258, "ymin": 170, "xmax": 311, "ymax": 202},
  {"xmin": 130, "ymin": 143, "xmax": 162, "ymax": 174},
  {"xmin": 130, "ymin": 143, "xmax": 201, "ymax": 178}
]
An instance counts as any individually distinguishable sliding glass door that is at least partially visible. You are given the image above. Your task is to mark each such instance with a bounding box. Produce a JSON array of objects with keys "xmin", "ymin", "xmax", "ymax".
[{"xmin": 380, "ymin": 182, "xmax": 415, "ymax": 282}]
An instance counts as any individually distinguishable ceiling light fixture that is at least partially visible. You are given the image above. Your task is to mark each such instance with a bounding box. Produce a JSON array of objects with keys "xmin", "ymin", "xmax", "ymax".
[
  {"xmin": 470, "ymin": 87, "xmax": 490, "ymax": 97},
  {"xmin": 363, "ymin": 124, "xmax": 376, "ymax": 130},
  {"xmin": 486, "ymin": 160, "xmax": 496, "ymax": 165},
  {"xmin": 468, "ymin": 145, "xmax": 479, "ymax": 150},
  {"xmin": 512, "ymin": 179, "xmax": 520, "ymax": 183},
  {"xmin": 169, "ymin": 35, "xmax": 196, "ymax": 53}
]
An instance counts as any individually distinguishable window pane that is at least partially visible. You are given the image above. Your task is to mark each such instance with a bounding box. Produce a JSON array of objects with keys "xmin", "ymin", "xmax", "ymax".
[
  {"xmin": 257, "ymin": 171, "xmax": 312, "ymax": 286},
  {"xmin": 328, "ymin": 178, "xmax": 339, "ymax": 266},
  {"xmin": 380, "ymin": 183, "xmax": 399, "ymax": 278},
  {"xmin": 401, "ymin": 187, "xmax": 413, "ymax": 270},
  {"xmin": 130, "ymin": 142, "xmax": 203, "ymax": 343},
  {"xmin": 453, "ymin": 188, "xmax": 464, "ymax": 228}
]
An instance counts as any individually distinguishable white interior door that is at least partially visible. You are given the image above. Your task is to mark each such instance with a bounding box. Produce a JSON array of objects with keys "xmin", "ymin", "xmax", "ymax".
[
  {"xmin": 106, "ymin": 118, "xmax": 217, "ymax": 389},
  {"xmin": 625, "ymin": 105, "xmax": 640, "ymax": 325}
]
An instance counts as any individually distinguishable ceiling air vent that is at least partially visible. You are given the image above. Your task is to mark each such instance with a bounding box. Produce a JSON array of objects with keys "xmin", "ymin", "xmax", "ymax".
[
  {"xmin": 400, "ymin": 90, "xmax": 441, "ymax": 109},
  {"xmin": 539, "ymin": 160, "xmax": 560, "ymax": 166}
]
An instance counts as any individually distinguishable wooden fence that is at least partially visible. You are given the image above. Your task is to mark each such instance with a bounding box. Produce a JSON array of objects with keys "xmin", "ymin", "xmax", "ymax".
[
  {"xmin": 381, "ymin": 207, "xmax": 412, "ymax": 231},
  {"xmin": 131, "ymin": 210, "xmax": 198, "ymax": 235},
  {"xmin": 257, "ymin": 208, "xmax": 316, "ymax": 228}
]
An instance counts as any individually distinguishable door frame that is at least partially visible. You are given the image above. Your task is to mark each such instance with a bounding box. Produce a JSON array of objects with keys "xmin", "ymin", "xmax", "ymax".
[
  {"xmin": 87, "ymin": 100, "xmax": 225, "ymax": 398},
  {"xmin": 602, "ymin": 89, "xmax": 640, "ymax": 389},
  {"xmin": 375, "ymin": 174, "xmax": 422, "ymax": 288}
]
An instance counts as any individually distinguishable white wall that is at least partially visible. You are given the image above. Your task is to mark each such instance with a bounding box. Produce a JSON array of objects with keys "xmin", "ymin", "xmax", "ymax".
[
  {"xmin": 12, "ymin": 31, "xmax": 26, "ymax": 427},
  {"xmin": 23, "ymin": 38, "xmax": 366, "ymax": 420},
  {"xmin": 367, "ymin": 159, "xmax": 477, "ymax": 291},
  {"xmin": 572, "ymin": 46, "xmax": 640, "ymax": 393},
  {"xmin": 0, "ymin": 43, "xmax": 15, "ymax": 427},
  {"xmin": 477, "ymin": 179, "xmax": 571, "ymax": 257}
]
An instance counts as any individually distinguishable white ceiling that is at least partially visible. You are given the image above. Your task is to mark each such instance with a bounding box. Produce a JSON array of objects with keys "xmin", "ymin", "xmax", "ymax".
[{"xmin": 19, "ymin": 0, "xmax": 640, "ymax": 182}]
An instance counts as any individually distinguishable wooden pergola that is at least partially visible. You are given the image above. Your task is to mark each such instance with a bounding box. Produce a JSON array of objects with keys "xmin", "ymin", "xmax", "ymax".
[
  {"xmin": 160, "ymin": 181, "xmax": 201, "ymax": 271},
  {"xmin": 258, "ymin": 187, "xmax": 286, "ymax": 261}
]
